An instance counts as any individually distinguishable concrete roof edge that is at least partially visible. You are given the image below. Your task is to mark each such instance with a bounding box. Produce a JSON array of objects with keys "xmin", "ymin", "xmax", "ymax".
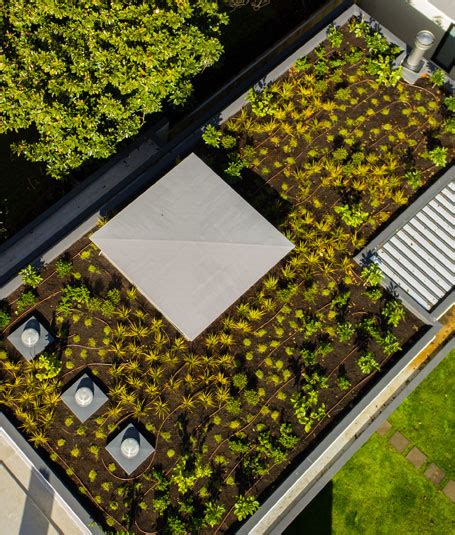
[{"xmin": 0, "ymin": 411, "xmax": 104, "ymax": 535}]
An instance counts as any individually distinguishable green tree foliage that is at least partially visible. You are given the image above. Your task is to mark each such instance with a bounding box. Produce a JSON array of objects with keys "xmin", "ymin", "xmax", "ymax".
[
  {"xmin": 0, "ymin": 310, "xmax": 11, "ymax": 329},
  {"xmin": 0, "ymin": 0, "xmax": 227, "ymax": 178}
]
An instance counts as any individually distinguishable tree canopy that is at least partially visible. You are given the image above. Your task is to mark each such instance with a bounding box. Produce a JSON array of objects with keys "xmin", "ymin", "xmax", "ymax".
[{"xmin": 0, "ymin": 1, "xmax": 228, "ymax": 178}]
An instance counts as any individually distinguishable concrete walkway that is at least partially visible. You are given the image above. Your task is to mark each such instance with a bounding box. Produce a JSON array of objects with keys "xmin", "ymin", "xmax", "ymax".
[{"xmin": 1, "ymin": 430, "xmax": 90, "ymax": 534}]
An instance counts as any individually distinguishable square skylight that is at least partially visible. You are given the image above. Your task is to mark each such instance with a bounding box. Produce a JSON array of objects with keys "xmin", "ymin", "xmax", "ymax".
[{"xmin": 91, "ymin": 154, "xmax": 294, "ymax": 340}]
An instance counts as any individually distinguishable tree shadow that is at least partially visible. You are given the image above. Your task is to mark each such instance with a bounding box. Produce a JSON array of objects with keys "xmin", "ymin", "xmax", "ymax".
[{"xmin": 283, "ymin": 480, "xmax": 333, "ymax": 535}]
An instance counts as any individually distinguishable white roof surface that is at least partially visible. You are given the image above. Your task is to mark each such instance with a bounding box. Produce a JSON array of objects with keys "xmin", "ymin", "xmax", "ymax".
[{"xmin": 91, "ymin": 154, "xmax": 294, "ymax": 340}]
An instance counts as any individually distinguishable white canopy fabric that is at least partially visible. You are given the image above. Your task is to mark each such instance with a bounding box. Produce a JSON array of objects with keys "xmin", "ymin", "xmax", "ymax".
[{"xmin": 91, "ymin": 154, "xmax": 294, "ymax": 340}]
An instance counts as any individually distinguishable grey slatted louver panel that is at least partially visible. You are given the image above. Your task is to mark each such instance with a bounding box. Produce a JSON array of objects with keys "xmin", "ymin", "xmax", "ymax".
[{"xmin": 376, "ymin": 182, "xmax": 455, "ymax": 311}]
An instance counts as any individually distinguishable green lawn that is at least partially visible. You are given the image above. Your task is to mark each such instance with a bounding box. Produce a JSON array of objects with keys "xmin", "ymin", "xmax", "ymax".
[
  {"xmin": 389, "ymin": 349, "xmax": 454, "ymax": 478},
  {"xmin": 286, "ymin": 434, "xmax": 454, "ymax": 535},
  {"xmin": 286, "ymin": 349, "xmax": 455, "ymax": 534}
]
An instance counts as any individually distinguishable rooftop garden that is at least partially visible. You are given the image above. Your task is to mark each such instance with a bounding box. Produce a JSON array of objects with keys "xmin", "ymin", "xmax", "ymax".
[{"xmin": 0, "ymin": 16, "xmax": 454, "ymax": 534}]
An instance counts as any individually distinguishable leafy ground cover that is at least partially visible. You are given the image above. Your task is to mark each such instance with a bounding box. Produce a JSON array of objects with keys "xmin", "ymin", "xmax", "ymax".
[
  {"xmin": 389, "ymin": 349, "xmax": 455, "ymax": 478},
  {"xmin": 286, "ymin": 349, "xmax": 455, "ymax": 534},
  {"xmin": 0, "ymin": 17, "xmax": 454, "ymax": 534}
]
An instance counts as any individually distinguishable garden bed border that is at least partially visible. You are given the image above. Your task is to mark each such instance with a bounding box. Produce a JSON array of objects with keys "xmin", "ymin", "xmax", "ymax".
[{"xmin": 0, "ymin": 411, "xmax": 103, "ymax": 534}]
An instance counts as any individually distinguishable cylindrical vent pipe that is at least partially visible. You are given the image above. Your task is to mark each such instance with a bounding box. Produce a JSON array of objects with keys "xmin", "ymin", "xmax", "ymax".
[{"xmin": 404, "ymin": 30, "xmax": 435, "ymax": 71}]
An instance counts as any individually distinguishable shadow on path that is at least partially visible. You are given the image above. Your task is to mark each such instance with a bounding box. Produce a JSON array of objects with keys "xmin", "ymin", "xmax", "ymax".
[
  {"xmin": 19, "ymin": 467, "xmax": 59, "ymax": 535},
  {"xmin": 284, "ymin": 481, "xmax": 333, "ymax": 535}
]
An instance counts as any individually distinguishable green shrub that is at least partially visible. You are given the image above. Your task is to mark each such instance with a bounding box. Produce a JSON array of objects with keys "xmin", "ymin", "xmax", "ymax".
[
  {"xmin": 337, "ymin": 375, "xmax": 351, "ymax": 391},
  {"xmin": 203, "ymin": 501, "xmax": 225, "ymax": 528},
  {"xmin": 444, "ymin": 95, "xmax": 455, "ymax": 112},
  {"xmin": 202, "ymin": 124, "xmax": 221, "ymax": 148},
  {"xmin": 430, "ymin": 68, "xmax": 446, "ymax": 87},
  {"xmin": 221, "ymin": 134, "xmax": 237, "ymax": 150},
  {"xmin": 233, "ymin": 372, "xmax": 248, "ymax": 390},
  {"xmin": 19, "ymin": 265, "xmax": 43, "ymax": 288},
  {"xmin": 405, "ymin": 169, "xmax": 423, "ymax": 189},
  {"xmin": 335, "ymin": 203, "xmax": 369, "ymax": 227},
  {"xmin": 425, "ymin": 146, "xmax": 448, "ymax": 167},
  {"xmin": 0, "ymin": 310, "xmax": 11, "ymax": 329},
  {"xmin": 367, "ymin": 56, "xmax": 402, "ymax": 87},
  {"xmin": 234, "ymin": 495, "xmax": 260, "ymax": 521},
  {"xmin": 361, "ymin": 263, "xmax": 383, "ymax": 286},
  {"xmin": 225, "ymin": 154, "xmax": 247, "ymax": 178},
  {"xmin": 247, "ymin": 86, "xmax": 277, "ymax": 117},
  {"xmin": 16, "ymin": 291, "xmax": 37, "ymax": 314},
  {"xmin": 357, "ymin": 352, "xmax": 380, "ymax": 374},
  {"xmin": 381, "ymin": 331, "xmax": 402, "ymax": 356},
  {"xmin": 382, "ymin": 299, "xmax": 406, "ymax": 327},
  {"xmin": 55, "ymin": 258, "xmax": 73, "ymax": 278},
  {"xmin": 337, "ymin": 321, "xmax": 355, "ymax": 342},
  {"xmin": 35, "ymin": 352, "xmax": 62, "ymax": 381},
  {"xmin": 327, "ymin": 24, "xmax": 343, "ymax": 48}
]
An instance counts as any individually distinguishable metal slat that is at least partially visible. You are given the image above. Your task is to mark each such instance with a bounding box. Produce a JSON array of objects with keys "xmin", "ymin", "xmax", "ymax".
[
  {"xmin": 377, "ymin": 248, "xmax": 439, "ymax": 305},
  {"xmin": 381, "ymin": 242, "xmax": 445, "ymax": 298},
  {"xmin": 444, "ymin": 182, "xmax": 455, "ymax": 199},
  {"xmin": 375, "ymin": 254, "xmax": 433, "ymax": 309},
  {"xmin": 428, "ymin": 198, "xmax": 454, "ymax": 226},
  {"xmin": 399, "ymin": 227, "xmax": 454, "ymax": 283},
  {"xmin": 415, "ymin": 211, "xmax": 453, "ymax": 250},
  {"xmin": 407, "ymin": 219, "xmax": 454, "ymax": 261},
  {"xmin": 422, "ymin": 203, "xmax": 455, "ymax": 233},
  {"xmin": 434, "ymin": 192, "xmax": 454, "ymax": 213},
  {"xmin": 388, "ymin": 234, "xmax": 451, "ymax": 292}
]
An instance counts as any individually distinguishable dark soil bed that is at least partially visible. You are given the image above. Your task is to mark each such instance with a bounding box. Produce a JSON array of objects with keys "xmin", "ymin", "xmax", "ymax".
[{"xmin": 0, "ymin": 229, "xmax": 425, "ymax": 534}]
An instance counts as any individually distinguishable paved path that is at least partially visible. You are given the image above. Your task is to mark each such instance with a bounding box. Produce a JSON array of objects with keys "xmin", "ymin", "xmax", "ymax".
[
  {"xmin": 1, "ymin": 429, "xmax": 90, "ymax": 534},
  {"xmin": 377, "ymin": 420, "xmax": 454, "ymax": 502}
]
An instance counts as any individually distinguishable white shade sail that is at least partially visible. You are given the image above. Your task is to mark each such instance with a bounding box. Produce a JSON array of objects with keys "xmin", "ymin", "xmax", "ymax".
[{"xmin": 91, "ymin": 154, "xmax": 294, "ymax": 340}]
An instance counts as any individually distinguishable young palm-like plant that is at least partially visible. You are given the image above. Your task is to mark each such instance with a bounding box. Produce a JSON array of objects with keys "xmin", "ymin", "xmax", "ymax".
[
  {"xmin": 219, "ymin": 332, "xmax": 234, "ymax": 348},
  {"xmin": 205, "ymin": 333, "xmax": 220, "ymax": 350},
  {"xmin": 148, "ymin": 366, "xmax": 164, "ymax": 384},
  {"xmin": 29, "ymin": 430, "xmax": 49, "ymax": 447},
  {"xmin": 152, "ymin": 398, "xmax": 170, "ymax": 419},
  {"xmin": 115, "ymin": 306, "xmax": 131, "ymax": 321},
  {"xmin": 153, "ymin": 331, "xmax": 168, "ymax": 352},
  {"xmin": 198, "ymin": 390, "xmax": 215, "ymax": 409},
  {"xmin": 215, "ymin": 385, "xmax": 231, "ymax": 405},
  {"xmin": 127, "ymin": 320, "xmax": 151, "ymax": 339},
  {"xmin": 180, "ymin": 394, "xmax": 197, "ymax": 412}
]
